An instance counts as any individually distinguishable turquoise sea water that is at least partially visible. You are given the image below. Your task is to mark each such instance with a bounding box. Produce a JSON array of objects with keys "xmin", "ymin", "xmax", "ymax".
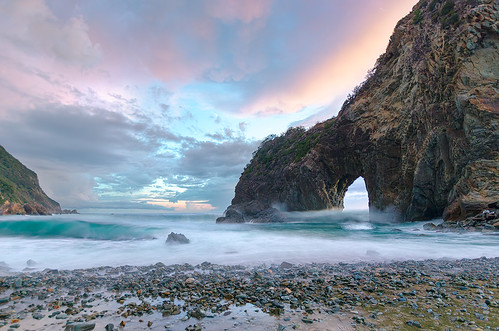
[{"xmin": 0, "ymin": 210, "xmax": 497, "ymax": 272}]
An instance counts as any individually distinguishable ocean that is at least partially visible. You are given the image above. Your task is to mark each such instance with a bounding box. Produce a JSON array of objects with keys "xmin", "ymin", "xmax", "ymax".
[{"xmin": 1, "ymin": 210, "xmax": 498, "ymax": 273}]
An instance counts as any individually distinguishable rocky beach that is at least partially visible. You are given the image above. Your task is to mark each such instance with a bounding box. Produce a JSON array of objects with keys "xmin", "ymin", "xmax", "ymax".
[
  {"xmin": 1, "ymin": 257, "xmax": 497, "ymax": 330},
  {"xmin": 0, "ymin": 0, "xmax": 498, "ymax": 330}
]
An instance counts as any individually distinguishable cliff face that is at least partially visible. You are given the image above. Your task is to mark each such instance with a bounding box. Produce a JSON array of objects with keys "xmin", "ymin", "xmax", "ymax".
[
  {"xmin": 0, "ymin": 145, "xmax": 61, "ymax": 215},
  {"xmin": 218, "ymin": 0, "xmax": 499, "ymax": 223}
]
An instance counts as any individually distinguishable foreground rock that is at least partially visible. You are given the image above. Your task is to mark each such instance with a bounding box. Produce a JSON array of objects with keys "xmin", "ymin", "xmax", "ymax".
[
  {"xmin": 0, "ymin": 258, "xmax": 497, "ymax": 330},
  {"xmin": 218, "ymin": 0, "xmax": 498, "ymax": 223},
  {"xmin": 165, "ymin": 232, "xmax": 190, "ymax": 244},
  {"xmin": 0, "ymin": 145, "xmax": 61, "ymax": 215}
]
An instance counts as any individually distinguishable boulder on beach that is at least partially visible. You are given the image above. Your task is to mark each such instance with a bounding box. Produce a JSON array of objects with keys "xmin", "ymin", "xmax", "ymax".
[{"xmin": 165, "ymin": 232, "xmax": 190, "ymax": 244}]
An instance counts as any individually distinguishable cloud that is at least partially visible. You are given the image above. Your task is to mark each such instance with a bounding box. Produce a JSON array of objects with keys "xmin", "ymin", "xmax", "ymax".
[
  {"xmin": 0, "ymin": 103, "xmax": 174, "ymax": 206},
  {"xmin": 0, "ymin": 99, "xmax": 258, "ymax": 211},
  {"xmin": 0, "ymin": 0, "xmax": 420, "ymax": 212},
  {"xmin": 205, "ymin": 0, "xmax": 273, "ymax": 23},
  {"xmin": 176, "ymin": 139, "xmax": 259, "ymax": 179},
  {"xmin": 0, "ymin": 0, "xmax": 101, "ymax": 67},
  {"xmin": 0, "ymin": 0, "xmax": 418, "ymax": 116}
]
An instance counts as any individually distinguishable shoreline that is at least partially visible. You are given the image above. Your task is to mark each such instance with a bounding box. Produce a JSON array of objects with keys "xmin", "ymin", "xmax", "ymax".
[{"xmin": 0, "ymin": 258, "xmax": 498, "ymax": 330}]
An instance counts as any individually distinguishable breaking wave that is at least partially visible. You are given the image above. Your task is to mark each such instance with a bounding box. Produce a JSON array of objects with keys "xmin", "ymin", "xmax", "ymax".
[{"xmin": 0, "ymin": 219, "xmax": 155, "ymax": 241}]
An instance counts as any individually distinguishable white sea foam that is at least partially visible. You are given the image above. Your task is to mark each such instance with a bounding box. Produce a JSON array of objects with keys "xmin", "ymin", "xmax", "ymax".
[{"xmin": 0, "ymin": 211, "xmax": 497, "ymax": 273}]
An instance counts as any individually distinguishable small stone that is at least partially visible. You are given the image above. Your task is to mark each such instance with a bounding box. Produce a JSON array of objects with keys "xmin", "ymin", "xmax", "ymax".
[
  {"xmin": 13, "ymin": 279, "xmax": 22, "ymax": 288},
  {"xmin": 406, "ymin": 320, "xmax": 422, "ymax": 328},
  {"xmin": 105, "ymin": 323, "xmax": 114, "ymax": 331},
  {"xmin": 65, "ymin": 323, "xmax": 95, "ymax": 331},
  {"xmin": 188, "ymin": 309, "xmax": 206, "ymax": 319},
  {"xmin": 32, "ymin": 312, "xmax": 44, "ymax": 320},
  {"xmin": 302, "ymin": 318, "xmax": 313, "ymax": 324}
]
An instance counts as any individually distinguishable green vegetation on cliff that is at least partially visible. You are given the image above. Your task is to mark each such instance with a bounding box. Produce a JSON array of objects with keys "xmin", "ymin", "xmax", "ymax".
[{"xmin": 0, "ymin": 145, "xmax": 61, "ymax": 215}]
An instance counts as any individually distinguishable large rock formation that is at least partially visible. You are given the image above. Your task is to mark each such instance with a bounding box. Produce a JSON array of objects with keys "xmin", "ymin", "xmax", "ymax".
[
  {"xmin": 218, "ymin": 0, "xmax": 498, "ymax": 223},
  {"xmin": 0, "ymin": 145, "xmax": 61, "ymax": 215}
]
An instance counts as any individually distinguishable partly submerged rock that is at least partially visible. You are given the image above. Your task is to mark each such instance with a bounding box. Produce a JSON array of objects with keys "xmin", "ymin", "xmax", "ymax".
[
  {"xmin": 61, "ymin": 209, "xmax": 79, "ymax": 214},
  {"xmin": 216, "ymin": 203, "xmax": 285, "ymax": 223},
  {"xmin": 165, "ymin": 232, "xmax": 190, "ymax": 244},
  {"xmin": 425, "ymin": 206, "xmax": 499, "ymax": 232},
  {"xmin": 26, "ymin": 259, "xmax": 37, "ymax": 267},
  {"xmin": 423, "ymin": 223, "xmax": 438, "ymax": 231}
]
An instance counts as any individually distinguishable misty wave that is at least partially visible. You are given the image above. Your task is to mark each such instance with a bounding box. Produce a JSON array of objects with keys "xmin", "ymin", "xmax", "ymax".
[
  {"xmin": 0, "ymin": 219, "xmax": 155, "ymax": 241},
  {"xmin": 342, "ymin": 222, "xmax": 374, "ymax": 230}
]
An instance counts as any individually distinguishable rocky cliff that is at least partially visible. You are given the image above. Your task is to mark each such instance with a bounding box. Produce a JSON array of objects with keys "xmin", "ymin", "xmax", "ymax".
[
  {"xmin": 0, "ymin": 145, "xmax": 61, "ymax": 215},
  {"xmin": 218, "ymin": 0, "xmax": 498, "ymax": 223}
]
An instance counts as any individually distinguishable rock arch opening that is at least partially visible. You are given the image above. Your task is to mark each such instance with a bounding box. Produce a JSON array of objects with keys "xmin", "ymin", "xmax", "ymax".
[{"xmin": 343, "ymin": 177, "xmax": 369, "ymax": 210}]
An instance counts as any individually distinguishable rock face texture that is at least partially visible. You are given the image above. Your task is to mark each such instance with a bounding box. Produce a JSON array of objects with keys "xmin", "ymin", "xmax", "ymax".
[
  {"xmin": 0, "ymin": 145, "xmax": 61, "ymax": 215},
  {"xmin": 217, "ymin": 0, "xmax": 498, "ymax": 223}
]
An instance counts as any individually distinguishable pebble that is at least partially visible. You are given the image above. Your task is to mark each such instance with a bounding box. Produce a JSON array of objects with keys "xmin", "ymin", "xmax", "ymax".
[{"xmin": 0, "ymin": 258, "xmax": 497, "ymax": 329}]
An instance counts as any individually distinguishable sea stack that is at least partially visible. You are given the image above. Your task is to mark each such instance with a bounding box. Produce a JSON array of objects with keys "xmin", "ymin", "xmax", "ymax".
[{"xmin": 218, "ymin": 0, "xmax": 498, "ymax": 223}]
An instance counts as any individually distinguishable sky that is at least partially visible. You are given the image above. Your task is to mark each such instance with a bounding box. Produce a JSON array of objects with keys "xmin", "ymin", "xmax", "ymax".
[{"xmin": 0, "ymin": 0, "xmax": 418, "ymax": 213}]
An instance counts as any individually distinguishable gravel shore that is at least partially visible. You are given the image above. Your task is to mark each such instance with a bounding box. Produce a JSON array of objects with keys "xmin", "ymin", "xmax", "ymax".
[{"xmin": 1, "ymin": 257, "xmax": 498, "ymax": 330}]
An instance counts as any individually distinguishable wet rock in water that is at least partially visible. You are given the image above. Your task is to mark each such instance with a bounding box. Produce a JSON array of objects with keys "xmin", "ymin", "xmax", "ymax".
[
  {"xmin": 423, "ymin": 222, "xmax": 438, "ymax": 230},
  {"xmin": 280, "ymin": 261, "xmax": 293, "ymax": 269},
  {"xmin": 165, "ymin": 232, "xmax": 190, "ymax": 244},
  {"xmin": 188, "ymin": 308, "xmax": 206, "ymax": 319},
  {"xmin": 160, "ymin": 303, "xmax": 181, "ymax": 316},
  {"xmin": 26, "ymin": 259, "xmax": 37, "ymax": 267},
  {"xmin": 104, "ymin": 323, "xmax": 114, "ymax": 331},
  {"xmin": 65, "ymin": 322, "xmax": 95, "ymax": 331}
]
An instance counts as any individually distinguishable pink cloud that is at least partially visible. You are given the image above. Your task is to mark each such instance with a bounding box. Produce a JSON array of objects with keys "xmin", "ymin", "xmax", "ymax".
[
  {"xmin": 205, "ymin": 0, "xmax": 273, "ymax": 23},
  {"xmin": 239, "ymin": 0, "xmax": 418, "ymax": 115}
]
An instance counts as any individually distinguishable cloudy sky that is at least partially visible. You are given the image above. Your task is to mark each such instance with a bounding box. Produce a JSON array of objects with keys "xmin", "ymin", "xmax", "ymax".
[{"xmin": 0, "ymin": 0, "xmax": 417, "ymax": 212}]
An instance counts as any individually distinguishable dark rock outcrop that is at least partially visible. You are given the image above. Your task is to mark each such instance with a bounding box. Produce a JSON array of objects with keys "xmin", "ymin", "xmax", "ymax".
[
  {"xmin": 425, "ymin": 202, "xmax": 499, "ymax": 232},
  {"xmin": 218, "ymin": 0, "xmax": 498, "ymax": 223},
  {"xmin": 165, "ymin": 232, "xmax": 190, "ymax": 244},
  {"xmin": 61, "ymin": 209, "xmax": 79, "ymax": 214},
  {"xmin": 0, "ymin": 145, "xmax": 61, "ymax": 215}
]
